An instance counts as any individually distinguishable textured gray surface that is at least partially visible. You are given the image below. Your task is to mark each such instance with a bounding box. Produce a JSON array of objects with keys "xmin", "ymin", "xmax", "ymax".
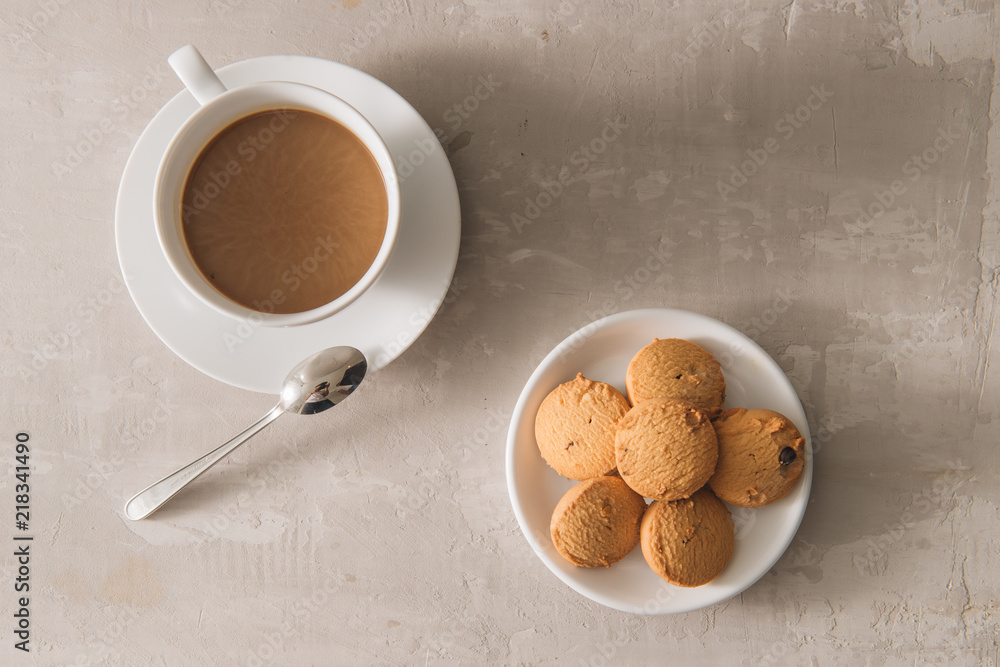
[{"xmin": 1, "ymin": 0, "xmax": 998, "ymax": 664}]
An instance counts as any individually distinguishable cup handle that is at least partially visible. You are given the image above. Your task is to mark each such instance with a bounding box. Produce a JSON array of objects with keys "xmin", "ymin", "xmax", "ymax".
[{"xmin": 168, "ymin": 44, "xmax": 227, "ymax": 106}]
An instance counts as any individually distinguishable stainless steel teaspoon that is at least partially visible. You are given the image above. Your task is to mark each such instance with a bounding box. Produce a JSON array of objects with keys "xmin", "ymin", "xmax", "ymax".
[{"xmin": 124, "ymin": 346, "xmax": 367, "ymax": 520}]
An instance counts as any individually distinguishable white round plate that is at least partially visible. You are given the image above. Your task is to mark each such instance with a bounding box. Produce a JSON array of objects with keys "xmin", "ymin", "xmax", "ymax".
[
  {"xmin": 116, "ymin": 56, "xmax": 461, "ymax": 393},
  {"xmin": 506, "ymin": 308, "xmax": 813, "ymax": 614}
]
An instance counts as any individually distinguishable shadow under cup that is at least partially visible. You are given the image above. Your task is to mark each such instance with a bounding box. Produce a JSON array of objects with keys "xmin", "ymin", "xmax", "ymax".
[{"xmin": 154, "ymin": 81, "xmax": 401, "ymax": 328}]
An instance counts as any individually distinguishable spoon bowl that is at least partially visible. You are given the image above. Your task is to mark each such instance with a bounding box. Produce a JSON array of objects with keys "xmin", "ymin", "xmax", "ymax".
[{"xmin": 280, "ymin": 346, "xmax": 367, "ymax": 414}]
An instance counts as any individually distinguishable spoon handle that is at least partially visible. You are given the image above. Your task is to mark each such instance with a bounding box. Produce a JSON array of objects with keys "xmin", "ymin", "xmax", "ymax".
[{"xmin": 124, "ymin": 403, "xmax": 284, "ymax": 520}]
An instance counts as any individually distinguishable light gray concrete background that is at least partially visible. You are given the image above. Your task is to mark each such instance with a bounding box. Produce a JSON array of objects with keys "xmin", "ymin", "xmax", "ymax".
[{"xmin": 2, "ymin": 0, "xmax": 998, "ymax": 664}]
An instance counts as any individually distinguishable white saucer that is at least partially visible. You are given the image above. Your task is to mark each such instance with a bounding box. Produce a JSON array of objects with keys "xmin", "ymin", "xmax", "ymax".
[
  {"xmin": 115, "ymin": 56, "xmax": 461, "ymax": 393},
  {"xmin": 506, "ymin": 309, "xmax": 813, "ymax": 614}
]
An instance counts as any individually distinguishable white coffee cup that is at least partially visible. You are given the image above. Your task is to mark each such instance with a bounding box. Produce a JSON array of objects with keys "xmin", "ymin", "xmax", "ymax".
[{"xmin": 154, "ymin": 45, "xmax": 401, "ymax": 327}]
